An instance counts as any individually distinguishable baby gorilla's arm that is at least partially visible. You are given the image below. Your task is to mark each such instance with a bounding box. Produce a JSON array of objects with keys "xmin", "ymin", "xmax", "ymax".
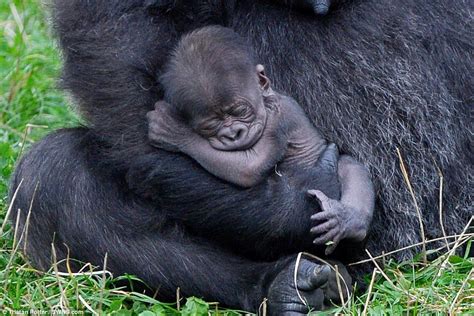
[
  {"xmin": 147, "ymin": 101, "xmax": 288, "ymax": 188},
  {"xmin": 182, "ymin": 127, "xmax": 287, "ymax": 187},
  {"xmin": 309, "ymin": 156, "xmax": 375, "ymax": 255}
]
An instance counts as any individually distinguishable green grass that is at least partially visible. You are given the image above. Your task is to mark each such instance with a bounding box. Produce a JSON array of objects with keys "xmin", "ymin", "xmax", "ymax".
[{"xmin": 0, "ymin": 1, "xmax": 472, "ymax": 315}]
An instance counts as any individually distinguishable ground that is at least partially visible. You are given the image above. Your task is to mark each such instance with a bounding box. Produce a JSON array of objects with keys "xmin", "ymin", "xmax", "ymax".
[{"xmin": 0, "ymin": 1, "xmax": 472, "ymax": 315}]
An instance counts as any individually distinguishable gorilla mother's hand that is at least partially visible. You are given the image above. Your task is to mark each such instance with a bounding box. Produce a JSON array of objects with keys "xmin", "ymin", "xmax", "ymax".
[{"xmin": 268, "ymin": 258, "xmax": 351, "ymax": 315}]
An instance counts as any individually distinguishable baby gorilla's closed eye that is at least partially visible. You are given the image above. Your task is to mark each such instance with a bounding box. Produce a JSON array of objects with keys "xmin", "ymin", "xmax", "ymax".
[{"xmin": 235, "ymin": 129, "xmax": 243, "ymax": 139}]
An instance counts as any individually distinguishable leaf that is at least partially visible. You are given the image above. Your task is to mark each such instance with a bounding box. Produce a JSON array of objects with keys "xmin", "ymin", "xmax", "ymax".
[
  {"xmin": 181, "ymin": 297, "xmax": 209, "ymax": 316},
  {"xmin": 111, "ymin": 310, "xmax": 132, "ymax": 316},
  {"xmin": 151, "ymin": 305, "xmax": 169, "ymax": 316},
  {"xmin": 133, "ymin": 301, "xmax": 147, "ymax": 313},
  {"xmin": 448, "ymin": 255, "xmax": 464, "ymax": 264},
  {"xmin": 108, "ymin": 299, "xmax": 123, "ymax": 312}
]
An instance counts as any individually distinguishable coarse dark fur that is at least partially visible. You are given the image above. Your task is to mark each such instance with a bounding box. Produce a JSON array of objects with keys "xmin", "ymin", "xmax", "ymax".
[
  {"xmin": 11, "ymin": 128, "xmax": 349, "ymax": 313},
  {"xmin": 149, "ymin": 25, "xmax": 374, "ymax": 253},
  {"xmin": 8, "ymin": 0, "xmax": 473, "ymax": 313}
]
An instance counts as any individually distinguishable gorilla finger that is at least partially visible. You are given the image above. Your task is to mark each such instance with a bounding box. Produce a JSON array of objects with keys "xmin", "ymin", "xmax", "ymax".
[
  {"xmin": 313, "ymin": 229, "xmax": 338, "ymax": 245},
  {"xmin": 325, "ymin": 265, "xmax": 352, "ymax": 303},
  {"xmin": 307, "ymin": 190, "xmax": 331, "ymax": 209},
  {"xmin": 310, "ymin": 219, "xmax": 337, "ymax": 235},
  {"xmin": 296, "ymin": 260, "xmax": 331, "ymax": 290},
  {"xmin": 310, "ymin": 210, "xmax": 335, "ymax": 222},
  {"xmin": 279, "ymin": 305, "xmax": 310, "ymax": 315},
  {"xmin": 301, "ymin": 288, "xmax": 324, "ymax": 310},
  {"xmin": 324, "ymin": 236, "xmax": 341, "ymax": 256}
]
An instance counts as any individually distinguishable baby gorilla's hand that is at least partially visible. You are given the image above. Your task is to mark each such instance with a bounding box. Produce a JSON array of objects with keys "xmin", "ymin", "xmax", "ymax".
[
  {"xmin": 147, "ymin": 101, "xmax": 193, "ymax": 152},
  {"xmin": 308, "ymin": 190, "xmax": 361, "ymax": 255}
]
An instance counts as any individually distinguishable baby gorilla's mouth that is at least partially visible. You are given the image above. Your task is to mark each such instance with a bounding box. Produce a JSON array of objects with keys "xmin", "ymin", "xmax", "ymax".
[{"xmin": 243, "ymin": 121, "xmax": 264, "ymax": 149}]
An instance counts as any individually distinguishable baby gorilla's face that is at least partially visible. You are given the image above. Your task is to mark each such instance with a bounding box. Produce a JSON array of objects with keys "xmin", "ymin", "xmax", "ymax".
[
  {"xmin": 192, "ymin": 86, "xmax": 267, "ymax": 151},
  {"xmin": 188, "ymin": 64, "xmax": 271, "ymax": 151}
]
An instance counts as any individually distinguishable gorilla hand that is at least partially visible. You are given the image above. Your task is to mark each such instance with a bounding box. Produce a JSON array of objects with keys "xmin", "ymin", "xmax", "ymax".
[
  {"xmin": 267, "ymin": 258, "xmax": 351, "ymax": 315},
  {"xmin": 147, "ymin": 101, "xmax": 194, "ymax": 152},
  {"xmin": 309, "ymin": 190, "xmax": 368, "ymax": 255}
]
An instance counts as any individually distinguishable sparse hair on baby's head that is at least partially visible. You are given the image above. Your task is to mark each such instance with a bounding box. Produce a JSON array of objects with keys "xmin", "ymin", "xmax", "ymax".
[{"xmin": 161, "ymin": 26, "xmax": 257, "ymax": 120}]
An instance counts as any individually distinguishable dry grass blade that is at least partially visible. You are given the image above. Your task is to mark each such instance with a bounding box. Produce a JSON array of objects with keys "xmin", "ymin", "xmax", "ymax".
[
  {"xmin": 0, "ymin": 178, "xmax": 23, "ymax": 235},
  {"xmin": 294, "ymin": 252, "xmax": 308, "ymax": 307},
  {"xmin": 362, "ymin": 269, "xmax": 377, "ymax": 316},
  {"xmin": 396, "ymin": 147, "xmax": 427, "ymax": 263},
  {"xmin": 258, "ymin": 298, "xmax": 267, "ymax": 316},
  {"xmin": 176, "ymin": 287, "xmax": 181, "ymax": 311},
  {"xmin": 50, "ymin": 243, "xmax": 69, "ymax": 312},
  {"xmin": 334, "ymin": 264, "xmax": 344, "ymax": 306},
  {"xmin": 448, "ymin": 267, "xmax": 473, "ymax": 314},
  {"xmin": 294, "ymin": 252, "xmax": 351, "ymax": 310},
  {"xmin": 98, "ymin": 253, "xmax": 108, "ymax": 312},
  {"xmin": 362, "ymin": 269, "xmax": 378, "ymax": 316},
  {"xmin": 78, "ymin": 295, "xmax": 98, "ymax": 315},
  {"xmin": 365, "ymin": 249, "xmax": 398, "ymax": 291},
  {"xmin": 436, "ymin": 216, "xmax": 473, "ymax": 278},
  {"xmin": 349, "ymin": 233, "xmax": 474, "ymax": 266},
  {"xmin": 435, "ymin": 165, "xmax": 449, "ymax": 251}
]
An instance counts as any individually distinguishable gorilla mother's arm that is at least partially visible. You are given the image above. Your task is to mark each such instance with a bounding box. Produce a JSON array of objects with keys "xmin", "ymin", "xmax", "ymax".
[
  {"xmin": 126, "ymin": 148, "xmax": 338, "ymax": 258},
  {"xmin": 10, "ymin": 128, "xmax": 352, "ymax": 313},
  {"xmin": 180, "ymin": 134, "xmax": 286, "ymax": 188},
  {"xmin": 147, "ymin": 103, "xmax": 288, "ymax": 188}
]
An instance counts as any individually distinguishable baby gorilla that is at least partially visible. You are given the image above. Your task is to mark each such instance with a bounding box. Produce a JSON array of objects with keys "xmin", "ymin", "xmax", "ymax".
[{"xmin": 147, "ymin": 26, "xmax": 374, "ymax": 254}]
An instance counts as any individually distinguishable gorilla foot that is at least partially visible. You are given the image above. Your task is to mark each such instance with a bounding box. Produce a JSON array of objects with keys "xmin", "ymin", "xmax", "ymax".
[{"xmin": 267, "ymin": 258, "xmax": 351, "ymax": 315}]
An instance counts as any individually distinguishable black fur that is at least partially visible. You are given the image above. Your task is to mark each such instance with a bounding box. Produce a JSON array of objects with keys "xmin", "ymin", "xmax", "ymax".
[
  {"xmin": 9, "ymin": 0, "xmax": 473, "ymax": 313},
  {"xmin": 10, "ymin": 128, "xmax": 349, "ymax": 313}
]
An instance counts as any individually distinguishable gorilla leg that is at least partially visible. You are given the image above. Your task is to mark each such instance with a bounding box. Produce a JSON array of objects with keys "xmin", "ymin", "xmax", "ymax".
[{"xmin": 9, "ymin": 128, "xmax": 350, "ymax": 314}]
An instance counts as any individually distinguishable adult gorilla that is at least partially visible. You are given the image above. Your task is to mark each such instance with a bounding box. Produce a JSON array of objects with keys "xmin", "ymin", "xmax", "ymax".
[{"xmin": 9, "ymin": 0, "xmax": 472, "ymax": 314}]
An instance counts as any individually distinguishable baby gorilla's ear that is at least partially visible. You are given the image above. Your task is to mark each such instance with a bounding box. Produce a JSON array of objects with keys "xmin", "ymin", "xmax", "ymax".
[{"xmin": 256, "ymin": 64, "xmax": 270, "ymax": 91}]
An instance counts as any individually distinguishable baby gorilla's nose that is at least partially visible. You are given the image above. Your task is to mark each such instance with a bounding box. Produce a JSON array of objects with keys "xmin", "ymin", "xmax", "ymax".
[
  {"xmin": 211, "ymin": 122, "xmax": 263, "ymax": 151},
  {"xmin": 212, "ymin": 122, "xmax": 264, "ymax": 151},
  {"xmin": 218, "ymin": 124, "xmax": 247, "ymax": 143}
]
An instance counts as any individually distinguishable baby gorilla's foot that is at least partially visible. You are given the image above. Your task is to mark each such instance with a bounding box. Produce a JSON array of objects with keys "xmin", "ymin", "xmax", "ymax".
[
  {"xmin": 308, "ymin": 190, "xmax": 363, "ymax": 255},
  {"xmin": 267, "ymin": 258, "xmax": 351, "ymax": 315}
]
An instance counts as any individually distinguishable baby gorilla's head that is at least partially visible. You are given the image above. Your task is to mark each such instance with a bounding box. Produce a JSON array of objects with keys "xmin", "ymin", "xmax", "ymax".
[{"xmin": 161, "ymin": 26, "xmax": 271, "ymax": 151}]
